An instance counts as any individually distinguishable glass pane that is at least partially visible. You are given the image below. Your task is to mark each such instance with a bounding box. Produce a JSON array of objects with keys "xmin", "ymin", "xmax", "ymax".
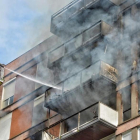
[
  {"xmin": 3, "ymin": 79, "xmax": 16, "ymax": 100},
  {"xmin": 122, "ymin": 132, "xmax": 132, "ymax": 140},
  {"xmin": 49, "ymin": 45, "xmax": 65, "ymax": 64},
  {"xmin": 75, "ymin": 34, "xmax": 83, "ymax": 49},
  {"xmin": 36, "ymin": 59, "xmax": 55, "ymax": 89},
  {"xmin": 3, "ymin": 99, "xmax": 8, "ymax": 108},
  {"xmin": 65, "ymin": 39, "xmax": 76, "ymax": 54},
  {"xmin": 64, "ymin": 73, "xmax": 81, "ymax": 92},
  {"xmin": 83, "ymin": 23, "xmax": 100, "ymax": 43},
  {"xmin": 32, "ymin": 95, "xmax": 48, "ymax": 126},
  {"xmin": 62, "ymin": 114, "xmax": 78, "ymax": 135},
  {"xmin": 65, "ymin": 0, "xmax": 84, "ymax": 18},
  {"xmin": 80, "ymin": 104, "xmax": 98, "ymax": 125},
  {"xmin": 123, "ymin": 109, "xmax": 131, "ymax": 122},
  {"xmin": 9, "ymin": 96, "xmax": 14, "ymax": 105},
  {"xmin": 82, "ymin": 61, "xmax": 100, "ymax": 83}
]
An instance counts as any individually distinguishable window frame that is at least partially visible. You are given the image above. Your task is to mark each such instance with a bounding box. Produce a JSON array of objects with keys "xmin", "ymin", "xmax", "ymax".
[{"xmin": 1, "ymin": 77, "xmax": 16, "ymax": 109}]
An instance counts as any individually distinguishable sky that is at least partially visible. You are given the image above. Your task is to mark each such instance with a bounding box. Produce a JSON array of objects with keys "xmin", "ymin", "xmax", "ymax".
[{"xmin": 0, "ymin": 0, "xmax": 72, "ymax": 64}]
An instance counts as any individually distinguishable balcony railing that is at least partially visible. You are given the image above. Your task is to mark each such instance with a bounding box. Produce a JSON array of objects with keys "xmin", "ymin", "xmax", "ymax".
[
  {"xmin": 10, "ymin": 102, "xmax": 118, "ymax": 140},
  {"xmin": 45, "ymin": 61, "xmax": 118, "ymax": 115},
  {"xmin": 48, "ymin": 21, "xmax": 112, "ymax": 67},
  {"xmin": 45, "ymin": 102, "xmax": 118, "ymax": 140},
  {"xmin": 50, "ymin": 0, "xmax": 118, "ymax": 38}
]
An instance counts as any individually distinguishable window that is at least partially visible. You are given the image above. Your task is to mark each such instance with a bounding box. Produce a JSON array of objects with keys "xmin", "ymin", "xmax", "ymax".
[
  {"xmin": 0, "ymin": 113, "xmax": 12, "ymax": 140},
  {"xmin": 2, "ymin": 78, "xmax": 16, "ymax": 108},
  {"xmin": 122, "ymin": 131, "xmax": 132, "ymax": 140},
  {"xmin": 3, "ymin": 96, "xmax": 14, "ymax": 108},
  {"xmin": 32, "ymin": 94, "xmax": 48, "ymax": 126}
]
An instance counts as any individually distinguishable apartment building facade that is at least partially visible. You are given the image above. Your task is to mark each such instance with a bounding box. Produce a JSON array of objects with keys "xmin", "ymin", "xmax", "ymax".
[{"xmin": 0, "ymin": 0, "xmax": 140, "ymax": 140}]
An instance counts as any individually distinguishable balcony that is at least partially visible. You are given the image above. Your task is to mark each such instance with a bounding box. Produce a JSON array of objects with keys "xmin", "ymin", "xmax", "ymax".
[
  {"xmin": 11, "ymin": 103, "xmax": 118, "ymax": 140},
  {"xmin": 48, "ymin": 21, "xmax": 113, "ymax": 84},
  {"xmin": 45, "ymin": 61, "xmax": 118, "ymax": 116},
  {"xmin": 50, "ymin": 0, "xmax": 119, "ymax": 40},
  {"xmin": 46, "ymin": 102, "xmax": 118, "ymax": 140}
]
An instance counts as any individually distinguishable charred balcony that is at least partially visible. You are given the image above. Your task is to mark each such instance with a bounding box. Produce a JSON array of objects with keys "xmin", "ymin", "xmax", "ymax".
[
  {"xmin": 45, "ymin": 102, "xmax": 118, "ymax": 140},
  {"xmin": 50, "ymin": 0, "xmax": 119, "ymax": 40},
  {"xmin": 48, "ymin": 21, "xmax": 114, "ymax": 84},
  {"xmin": 45, "ymin": 61, "xmax": 118, "ymax": 116}
]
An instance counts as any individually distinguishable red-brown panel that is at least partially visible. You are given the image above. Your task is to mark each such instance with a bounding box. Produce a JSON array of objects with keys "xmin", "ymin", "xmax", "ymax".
[
  {"xmin": 10, "ymin": 101, "xmax": 33, "ymax": 139},
  {"xmin": 47, "ymin": 110, "xmax": 61, "ymax": 138},
  {"xmin": 14, "ymin": 65, "xmax": 37, "ymax": 102},
  {"xmin": 116, "ymin": 115, "xmax": 140, "ymax": 135},
  {"xmin": 49, "ymin": 124, "xmax": 60, "ymax": 138}
]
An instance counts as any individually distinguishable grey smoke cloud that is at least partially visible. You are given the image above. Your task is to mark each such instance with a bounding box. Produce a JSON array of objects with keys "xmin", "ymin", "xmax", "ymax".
[
  {"xmin": 42, "ymin": 1, "xmax": 140, "ymax": 119},
  {"xmin": 3, "ymin": 1, "xmax": 140, "ymax": 139}
]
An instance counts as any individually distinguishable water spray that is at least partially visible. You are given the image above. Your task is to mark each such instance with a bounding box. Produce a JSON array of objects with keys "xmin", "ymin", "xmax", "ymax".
[{"xmin": 0, "ymin": 64, "xmax": 61, "ymax": 90}]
